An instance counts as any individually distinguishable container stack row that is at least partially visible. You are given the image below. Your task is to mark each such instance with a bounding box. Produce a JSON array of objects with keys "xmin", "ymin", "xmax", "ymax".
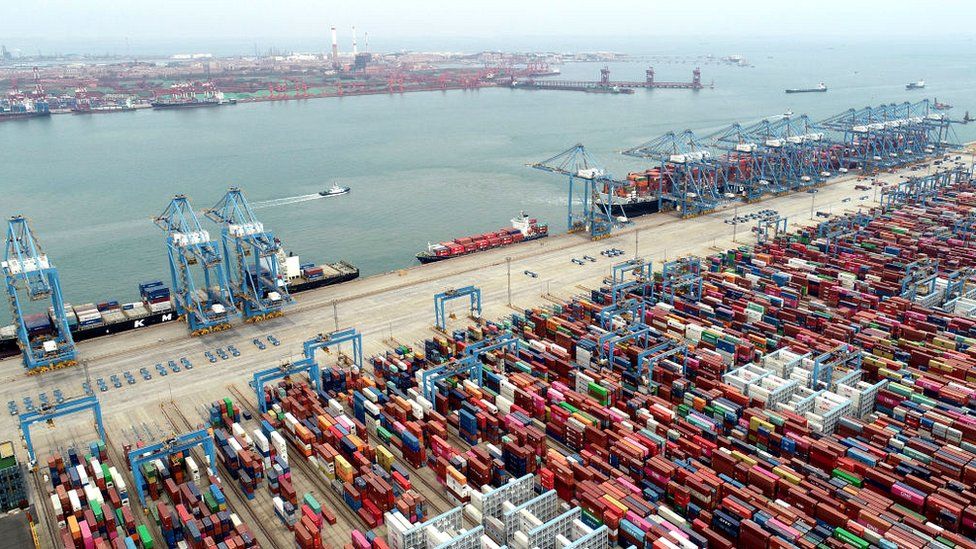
[
  {"xmin": 43, "ymin": 441, "xmax": 148, "ymax": 548},
  {"xmin": 259, "ymin": 380, "xmax": 432, "ymax": 529},
  {"xmin": 139, "ymin": 443, "xmax": 259, "ymax": 548}
]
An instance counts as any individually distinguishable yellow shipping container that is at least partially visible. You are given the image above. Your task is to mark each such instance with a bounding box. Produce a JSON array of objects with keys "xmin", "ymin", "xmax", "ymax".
[
  {"xmin": 602, "ymin": 494, "xmax": 628, "ymax": 514},
  {"xmin": 376, "ymin": 445, "xmax": 394, "ymax": 472},
  {"xmin": 335, "ymin": 455, "xmax": 354, "ymax": 483}
]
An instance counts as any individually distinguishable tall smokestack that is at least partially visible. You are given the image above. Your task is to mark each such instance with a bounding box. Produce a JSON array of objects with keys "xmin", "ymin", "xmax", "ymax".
[
  {"xmin": 352, "ymin": 26, "xmax": 358, "ymax": 55},
  {"xmin": 331, "ymin": 26, "xmax": 339, "ymax": 61},
  {"xmin": 364, "ymin": 32, "xmax": 369, "ymax": 53}
]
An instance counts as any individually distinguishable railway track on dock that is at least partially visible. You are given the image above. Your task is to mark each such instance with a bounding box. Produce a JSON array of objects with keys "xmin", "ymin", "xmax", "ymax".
[
  {"xmin": 227, "ymin": 384, "xmax": 372, "ymax": 538},
  {"xmin": 160, "ymin": 401, "xmax": 284, "ymax": 549},
  {"xmin": 30, "ymin": 468, "xmax": 61, "ymax": 548},
  {"xmin": 101, "ymin": 431, "xmax": 163, "ymax": 544}
]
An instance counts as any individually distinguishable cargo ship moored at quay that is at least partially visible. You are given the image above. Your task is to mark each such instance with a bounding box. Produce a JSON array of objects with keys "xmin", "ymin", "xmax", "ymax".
[
  {"xmin": 0, "ymin": 255, "xmax": 358, "ymax": 359},
  {"xmin": 416, "ymin": 212, "xmax": 548, "ymax": 264}
]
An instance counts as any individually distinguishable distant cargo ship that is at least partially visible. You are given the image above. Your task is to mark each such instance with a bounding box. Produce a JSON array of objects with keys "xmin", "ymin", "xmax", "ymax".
[
  {"xmin": 151, "ymin": 96, "xmax": 236, "ymax": 109},
  {"xmin": 416, "ymin": 212, "xmax": 548, "ymax": 264},
  {"xmin": 72, "ymin": 103, "xmax": 138, "ymax": 114},
  {"xmin": 785, "ymin": 83, "xmax": 827, "ymax": 94},
  {"xmin": 906, "ymin": 80, "xmax": 925, "ymax": 90},
  {"xmin": 1, "ymin": 98, "xmax": 51, "ymax": 121},
  {"xmin": 0, "ymin": 110, "xmax": 51, "ymax": 121},
  {"xmin": 151, "ymin": 86, "xmax": 236, "ymax": 109},
  {"xmin": 0, "ymin": 255, "xmax": 358, "ymax": 359}
]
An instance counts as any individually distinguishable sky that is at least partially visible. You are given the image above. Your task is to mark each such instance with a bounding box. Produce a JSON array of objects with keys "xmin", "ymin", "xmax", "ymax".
[{"xmin": 3, "ymin": 1, "xmax": 976, "ymax": 54}]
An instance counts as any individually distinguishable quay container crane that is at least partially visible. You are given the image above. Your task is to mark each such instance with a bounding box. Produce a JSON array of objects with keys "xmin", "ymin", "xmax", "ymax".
[
  {"xmin": 623, "ymin": 130, "xmax": 733, "ymax": 217},
  {"xmin": 2, "ymin": 216, "xmax": 77, "ymax": 372},
  {"xmin": 154, "ymin": 195, "xmax": 238, "ymax": 336},
  {"xmin": 819, "ymin": 100, "xmax": 959, "ymax": 174},
  {"xmin": 738, "ymin": 114, "xmax": 836, "ymax": 193},
  {"xmin": 205, "ymin": 187, "xmax": 291, "ymax": 323},
  {"xmin": 529, "ymin": 144, "xmax": 623, "ymax": 239}
]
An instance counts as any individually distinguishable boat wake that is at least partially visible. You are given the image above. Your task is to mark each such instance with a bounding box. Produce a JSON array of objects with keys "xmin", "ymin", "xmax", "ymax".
[{"xmin": 251, "ymin": 193, "xmax": 326, "ymax": 209}]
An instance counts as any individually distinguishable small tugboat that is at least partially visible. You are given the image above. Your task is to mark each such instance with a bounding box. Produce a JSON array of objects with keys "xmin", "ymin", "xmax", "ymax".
[{"xmin": 319, "ymin": 182, "xmax": 350, "ymax": 197}]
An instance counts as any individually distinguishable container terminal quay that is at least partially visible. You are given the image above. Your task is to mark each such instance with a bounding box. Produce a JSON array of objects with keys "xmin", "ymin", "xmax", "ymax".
[{"xmin": 3, "ymin": 100, "xmax": 976, "ymax": 548}]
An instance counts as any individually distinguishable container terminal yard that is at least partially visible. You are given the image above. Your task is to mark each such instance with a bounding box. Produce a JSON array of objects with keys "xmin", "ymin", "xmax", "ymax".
[{"xmin": 2, "ymin": 98, "xmax": 976, "ymax": 549}]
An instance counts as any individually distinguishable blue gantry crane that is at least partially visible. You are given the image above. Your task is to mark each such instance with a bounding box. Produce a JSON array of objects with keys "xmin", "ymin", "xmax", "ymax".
[
  {"xmin": 739, "ymin": 115, "xmax": 832, "ymax": 192},
  {"xmin": 205, "ymin": 187, "xmax": 291, "ymax": 323},
  {"xmin": 128, "ymin": 429, "xmax": 215, "ymax": 507},
  {"xmin": 623, "ymin": 130, "xmax": 732, "ymax": 217},
  {"xmin": 3, "ymin": 215, "xmax": 77, "ymax": 372},
  {"xmin": 434, "ymin": 286, "xmax": 482, "ymax": 331},
  {"xmin": 755, "ymin": 215, "xmax": 789, "ymax": 245},
  {"xmin": 20, "ymin": 395, "xmax": 105, "ymax": 464},
  {"xmin": 660, "ymin": 257, "xmax": 703, "ymax": 305},
  {"xmin": 529, "ymin": 143, "xmax": 623, "ymax": 238},
  {"xmin": 421, "ymin": 332, "xmax": 519, "ymax": 401},
  {"xmin": 819, "ymin": 100, "xmax": 959, "ymax": 174},
  {"xmin": 154, "ymin": 195, "xmax": 238, "ymax": 336},
  {"xmin": 253, "ymin": 328, "xmax": 363, "ymax": 411},
  {"xmin": 706, "ymin": 122, "xmax": 779, "ymax": 202},
  {"xmin": 596, "ymin": 258, "xmax": 654, "ymax": 329}
]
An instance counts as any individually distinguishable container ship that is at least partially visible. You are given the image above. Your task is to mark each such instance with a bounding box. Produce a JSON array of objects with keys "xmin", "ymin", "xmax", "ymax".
[
  {"xmin": 785, "ymin": 82, "xmax": 827, "ymax": 93},
  {"xmin": 151, "ymin": 84, "xmax": 236, "ymax": 109},
  {"xmin": 594, "ymin": 168, "xmax": 664, "ymax": 218},
  {"xmin": 151, "ymin": 95, "xmax": 235, "ymax": 109},
  {"xmin": 0, "ymin": 98, "xmax": 51, "ymax": 121},
  {"xmin": 416, "ymin": 212, "xmax": 548, "ymax": 264},
  {"xmin": 0, "ymin": 254, "xmax": 358, "ymax": 359}
]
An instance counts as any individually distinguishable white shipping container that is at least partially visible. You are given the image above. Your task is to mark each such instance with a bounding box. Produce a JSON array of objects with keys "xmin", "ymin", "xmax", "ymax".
[
  {"xmin": 68, "ymin": 489, "xmax": 81, "ymax": 513},
  {"xmin": 76, "ymin": 464, "xmax": 89, "ymax": 486},
  {"xmin": 284, "ymin": 413, "xmax": 299, "ymax": 433},
  {"xmin": 186, "ymin": 457, "xmax": 200, "ymax": 482},
  {"xmin": 253, "ymin": 430, "xmax": 270, "ymax": 453},
  {"xmin": 50, "ymin": 493, "xmax": 63, "ymax": 517},
  {"xmin": 228, "ymin": 437, "xmax": 243, "ymax": 455},
  {"xmin": 328, "ymin": 399, "xmax": 344, "ymax": 415}
]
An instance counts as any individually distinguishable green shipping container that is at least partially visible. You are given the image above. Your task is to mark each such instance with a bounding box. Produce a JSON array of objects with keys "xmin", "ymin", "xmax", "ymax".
[
  {"xmin": 137, "ymin": 524, "xmax": 153, "ymax": 548},
  {"xmin": 304, "ymin": 493, "xmax": 322, "ymax": 515}
]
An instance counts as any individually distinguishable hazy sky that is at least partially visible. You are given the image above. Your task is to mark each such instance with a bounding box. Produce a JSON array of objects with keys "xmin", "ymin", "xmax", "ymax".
[{"xmin": 3, "ymin": 1, "xmax": 975, "ymax": 50}]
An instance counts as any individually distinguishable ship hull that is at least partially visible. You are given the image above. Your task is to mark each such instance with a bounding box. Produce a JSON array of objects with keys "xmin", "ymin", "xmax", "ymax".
[
  {"xmin": 151, "ymin": 101, "xmax": 224, "ymax": 109},
  {"xmin": 0, "ymin": 111, "xmax": 51, "ymax": 121},
  {"xmin": 72, "ymin": 107, "xmax": 136, "ymax": 115},
  {"xmin": 785, "ymin": 89, "xmax": 827, "ymax": 93},
  {"xmin": 417, "ymin": 233, "xmax": 547, "ymax": 264},
  {"xmin": 600, "ymin": 199, "xmax": 661, "ymax": 218}
]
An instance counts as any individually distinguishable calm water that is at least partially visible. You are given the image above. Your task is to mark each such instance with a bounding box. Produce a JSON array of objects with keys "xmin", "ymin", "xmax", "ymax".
[{"xmin": 1, "ymin": 38, "xmax": 974, "ymax": 318}]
